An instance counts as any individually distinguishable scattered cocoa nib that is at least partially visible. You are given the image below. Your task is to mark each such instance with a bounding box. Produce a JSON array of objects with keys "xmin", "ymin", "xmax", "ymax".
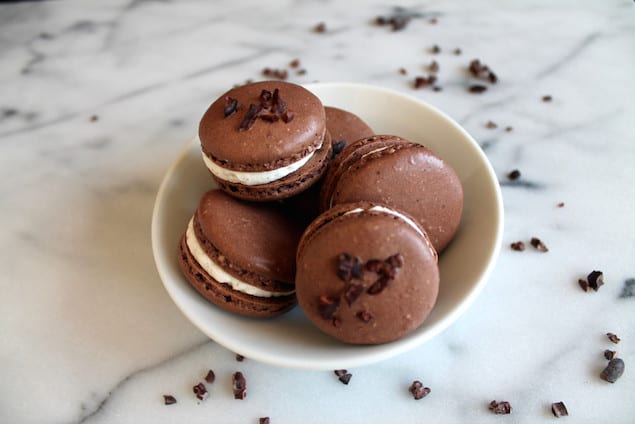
[
  {"xmin": 486, "ymin": 120, "xmax": 497, "ymax": 129},
  {"xmin": 431, "ymin": 44, "xmax": 441, "ymax": 54},
  {"xmin": 468, "ymin": 59, "xmax": 498, "ymax": 84},
  {"xmin": 620, "ymin": 278, "xmax": 635, "ymax": 298},
  {"xmin": 453, "ymin": 47, "xmax": 462, "ymax": 55},
  {"xmin": 578, "ymin": 278, "xmax": 589, "ymax": 292},
  {"xmin": 428, "ymin": 60, "xmax": 439, "ymax": 73},
  {"xmin": 205, "ymin": 369, "xmax": 216, "ymax": 384},
  {"xmin": 236, "ymin": 354, "xmax": 245, "ymax": 362},
  {"xmin": 223, "ymin": 96, "xmax": 239, "ymax": 117},
  {"xmin": 296, "ymin": 69, "xmax": 307, "ymax": 76},
  {"xmin": 313, "ymin": 22, "xmax": 326, "ymax": 33},
  {"xmin": 232, "ymin": 372, "xmax": 247, "ymax": 399},
  {"xmin": 489, "ymin": 400, "xmax": 512, "ymax": 414},
  {"xmin": 398, "ymin": 67, "xmax": 407, "ymax": 75},
  {"xmin": 542, "ymin": 95, "xmax": 553, "ymax": 102},
  {"xmin": 318, "ymin": 295, "xmax": 340, "ymax": 320},
  {"xmin": 607, "ymin": 332, "xmax": 621, "ymax": 344},
  {"xmin": 600, "ymin": 358, "xmax": 625, "ymax": 383},
  {"xmin": 409, "ymin": 381, "xmax": 431, "ymax": 400},
  {"xmin": 505, "ymin": 126, "xmax": 513, "ymax": 132},
  {"xmin": 193, "ymin": 382, "xmax": 208, "ymax": 401},
  {"xmin": 357, "ymin": 310, "xmax": 374, "ymax": 322},
  {"xmin": 414, "ymin": 75, "xmax": 437, "ymax": 89},
  {"xmin": 428, "ymin": 18, "xmax": 438, "ymax": 25},
  {"xmin": 344, "ymin": 283, "xmax": 364, "ymax": 306},
  {"xmin": 557, "ymin": 202, "xmax": 565, "ymax": 208},
  {"xmin": 604, "ymin": 350, "xmax": 617, "ymax": 360},
  {"xmin": 510, "ymin": 241, "xmax": 525, "ymax": 251},
  {"xmin": 530, "ymin": 237, "xmax": 548, "ymax": 252},
  {"xmin": 163, "ymin": 394, "xmax": 177, "ymax": 405},
  {"xmin": 289, "ymin": 58, "xmax": 300, "ymax": 68},
  {"xmin": 433, "ymin": 86, "xmax": 442, "ymax": 92},
  {"xmin": 468, "ymin": 84, "xmax": 488, "ymax": 93},
  {"xmin": 375, "ymin": 15, "xmax": 411, "ymax": 31},
  {"xmin": 334, "ymin": 369, "xmax": 352, "ymax": 385},
  {"xmin": 507, "ymin": 169, "xmax": 521, "ymax": 180},
  {"xmin": 262, "ymin": 67, "xmax": 288, "ymax": 80},
  {"xmin": 587, "ymin": 270, "xmax": 604, "ymax": 291},
  {"xmin": 89, "ymin": 114, "xmax": 98, "ymax": 122},
  {"xmin": 336, "ymin": 253, "xmax": 364, "ymax": 282},
  {"xmin": 260, "ymin": 418, "xmax": 270, "ymax": 424},
  {"xmin": 551, "ymin": 401, "xmax": 568, "ymax": 417}
]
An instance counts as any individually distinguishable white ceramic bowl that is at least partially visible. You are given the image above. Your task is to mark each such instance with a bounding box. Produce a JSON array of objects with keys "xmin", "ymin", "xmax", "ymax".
[{"xmin": 151, "ymin": 82, "xmax": 503, "ymax": 370}]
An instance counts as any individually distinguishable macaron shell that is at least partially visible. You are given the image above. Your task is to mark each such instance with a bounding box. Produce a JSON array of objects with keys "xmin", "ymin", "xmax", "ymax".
[
  {"xmin": 322, "ymin": 135, "xmax": 463, "ymax": 253},
  {"xmin": 196, "ymin": 190, "xmax": 302, "ymax": 284},
  {"xmin": 199, "ymin": 81, "xmax": 326, "ymax": 170},
  {"xmin": 178, "ymin": 236, "xmax": 297, "ymax": 318},
  {"xmin": 325, "ymin": 106, "xmax": 374, "ymax": 145},
  {"xmin": 211, "ymin": 132, "xmax": 332, "ymax": 201},
  {"xmin": 295, "ymin": 203, "xmax": 439, "ymax": 344}
]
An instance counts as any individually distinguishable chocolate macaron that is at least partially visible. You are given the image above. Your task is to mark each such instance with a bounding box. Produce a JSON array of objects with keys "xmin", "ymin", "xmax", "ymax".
[
  {"xmin": 324, "ymin": 106, "xmax": 374, "ymax": 155},
  {"xmin": 320, "ymin": 135, "xmax": 463, "ymax": 253},
  {"xmin": 295, "ymin": 202, "xmax": 439, "ymax": 344},
  {"xmin": 178, "ymin": 189, "xmax": 302, "ymax": 318},
  {"xmin": 199, "ymin": 81, "xmax": 332, "ymax": 201}
]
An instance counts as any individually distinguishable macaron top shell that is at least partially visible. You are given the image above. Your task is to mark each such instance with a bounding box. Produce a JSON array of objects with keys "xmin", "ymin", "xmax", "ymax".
[
  {"xmin": 196, "ymin": 190, "xmax": 303, "ymax": 283},
  {"xmin": 321, "ymin": 135, "xmax": 463, "ymax": 253},
  {"xmin": 324, "ymin": 106, "xmax": 374, "ymax": 145},
  {"xmin": 199, "ymin": 81, "xmax": 326, "ymax": 171},
  {"xmin": 295, "ymin": 202, "xmax": 439, "ymax": 345}
]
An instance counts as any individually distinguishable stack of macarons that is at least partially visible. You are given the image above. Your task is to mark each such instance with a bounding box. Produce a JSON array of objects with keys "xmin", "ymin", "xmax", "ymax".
[{"xmin": 178, "ymin": 80, "xmax": 463, "ymax": 345}]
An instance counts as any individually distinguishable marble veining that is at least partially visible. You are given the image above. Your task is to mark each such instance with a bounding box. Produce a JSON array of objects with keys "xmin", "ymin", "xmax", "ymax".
[{"xmin": 1, "ymin": 0, "xmax": 633, "ymax": 423}]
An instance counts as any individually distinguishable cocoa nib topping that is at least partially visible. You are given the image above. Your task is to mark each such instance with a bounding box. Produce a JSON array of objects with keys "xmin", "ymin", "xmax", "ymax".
[
  {"xmin": 344, "ymin": 283, "xmax": 364, "ymax": 306},
  {"xmin": 163, "ymin": 394, "xmax": 177, "ymax": 405},
  {"xmin": 600, "ymin": 358, "xmax": 625, "ymax": 383},
  {"xmin": 318, "ymin": 295, "xmax": 340, "ymax": 320},
  {"xmin": 510, "ymin": 241, "xmax": 525, "ymax": 251},
  {"xmin": 238, "ymin": 89, "xmax": 294, "ymax": 131},
  {"xmin": 336, "ymin": 253, "xmax": 363, "ymax": 282},
  {"xmin": 204, "ymin": 369, "xmax": 216, "ymax": 384},
  {"xmin": 334, "ymin": 369, "xmax": 352, "ymax": 385},
  {"xmin": 357, "ymin": 310, "xmax": 374, "ymax": 322},
  {"xmin": 223, "ymin": 96, "xmax": 239, "ymax": 117},
  {"xmin": 193, "ymin": 382, "xmax": 208, "ymax": 401},
  {"xmin": 489, "ymin": 400, "xmax": 512, "ymax": 414},
  {"xmin": 232, "ymin": 372, "xmax": 247, "ymax": 399},
  {"xmin": 409, "ymin": 381, "xmax": 431, "ymax": 400},
  {"xmin": 367, "ymin": 275, "xmax": 391, "ymax": 295},
  {"xmin": 551, "ymin": 401, "xmax": 568, "ymax": 417}
]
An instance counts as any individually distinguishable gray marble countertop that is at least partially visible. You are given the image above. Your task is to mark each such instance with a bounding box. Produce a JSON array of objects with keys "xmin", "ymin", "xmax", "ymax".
[{"xmin": 1, "ymin": 1, "xmax": 634, "ymax": 423}]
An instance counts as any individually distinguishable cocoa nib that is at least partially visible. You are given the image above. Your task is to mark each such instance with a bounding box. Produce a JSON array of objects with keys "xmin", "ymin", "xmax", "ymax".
[
  {"xmin": 238, "ymin": 104, "xmax": 262, "ymax": 131},
  {"xmin": 262, "ymin": 67, "xmax": 288, "ymax": 80},
  {"xmin": 468, "ymin": 84, "xmax": 488, "ymax": 93},
  {"xmin": 235, "ymin": 353, "xmax": 245, "ymax": 362},
  {"xmin": 600, "ymin": 358, "xmax": 625, "ymax": 383},
  {"xmin": 510, "ymin": 241, "xmax": 525, "ymax": 251},
  {"xmin": 587, "ymin": 270, "xmax": 604, "ymax": 291},
  {"xmin": 551, "ymin": 401, "xmax": 568, "ymax": 417},
  {"xmin": 344, "ymin": 283, "xmax": 364, "ymax": 306},
  {"xmin": 232, "ymin": 372, "xmax": 247, "ymax": 399},
  {"xmin": 607, "ymin": 332, "xmax": 621, "ymax": 344},
  {"xmin": 530, "ymin": 237, "xmax": 548, "ymax": 252},
  {"xmin": 578, "ymin": 278, "xmax": 589, "ymax": 292},
  {"xmin": 336, "ymin": 253, "xmax": 363, "ymax": 282},
  {"xmin": 414, "ymin": 75, "xmax": 437, "ymax": 89},
  {"xmin": 163, "ymin": 394, "xmax": 177, "ymax": 405},
  {"xmin": 507, "ymin": 169, "xmax": 521, "ymax": 180},
  {"xmin": 367, "ymin": 275, "xmax": 390, "ymax": 295},
  {"xmin": 386, "ymin": 253, "xmax": 404, "ymax": 268},
  {"xmin": 409, "ymin": 381, "xmax": 431, "ymax": 400},
  {"xmin": 313, "ymin": 22, "xmax": 326, "ymax": 33},
  {"xmin": 375, "ymin": 15, "xmax": 411, "ymax": 31},
  {"xmin": 223, "ymin": 96, "xmax": 239, "ymax": 117},
  {"xmin": 318, "ymin": 295, "xmax": 340, "ymax": 320},
  {"xmin": 204, "ymin": 369, "xmax": 215, "ymax": 384},
  {"xmin": 334, "ymin": 369, "xmax": 352, "ymax": 385},
  {"xmin": 238, "ymin": 89, "xmax": 293, "ymax": 131},
  {"xmin": 260, "ymin": 418, "xmax": 270, "ymax": 424},
  {"xmin": 193, "ymin": 382, "xmax": 208, "ymax": 401},
  {"xmin": 356, "ymin": 310, "xmax": 373, "ymax": 322},
  {"xmin": 604, "ymin": 350, "xmax": 617, "ymax": 360},
  {"xmin": 489, "ymin": 400, "xmax": 512, "ymax": 414}
]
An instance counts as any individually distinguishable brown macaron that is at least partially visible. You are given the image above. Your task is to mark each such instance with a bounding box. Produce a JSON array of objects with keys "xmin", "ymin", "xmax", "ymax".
[
  {"xmin": 295, "ymin": 201, "xmax": 439, "ymax": 344},
  {"xmin": 199, "ymin": 81, "xmax": 332, "ymax": 201},
  {"xmin": 320, "ymin": 135, "xmax": 463, "ymax": 253},
  {"xmin": 178, "ymin": 189, "xmax": 302, "ymax": 318},
  {"xmin": 325, "ymin": 106, "xmax": 374, "ymax": 155}
]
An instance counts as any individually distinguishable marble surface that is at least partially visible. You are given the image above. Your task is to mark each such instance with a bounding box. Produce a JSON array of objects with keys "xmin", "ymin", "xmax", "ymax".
[{"xmin": 1, "ymin": 0, "xmax": 634, "ymax": 422}]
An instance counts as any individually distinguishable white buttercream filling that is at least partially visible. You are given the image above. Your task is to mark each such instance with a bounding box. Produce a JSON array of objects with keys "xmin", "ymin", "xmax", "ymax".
[
  {"xmin": 200, "ymin": 137, "xmax": 321, "ymax": 186},
  {"xmin": 185, "ymin": 219, "xmax": 294, "ymax": 298},
  {"xmin": 344, "ymin": 205, "xmax": 425, "ymax": 238}
]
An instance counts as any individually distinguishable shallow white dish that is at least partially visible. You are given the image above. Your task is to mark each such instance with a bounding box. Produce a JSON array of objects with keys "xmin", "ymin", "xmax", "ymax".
[{"xmin": 151, "ymin": 82, "xmax": 503, "ymax": 370}]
